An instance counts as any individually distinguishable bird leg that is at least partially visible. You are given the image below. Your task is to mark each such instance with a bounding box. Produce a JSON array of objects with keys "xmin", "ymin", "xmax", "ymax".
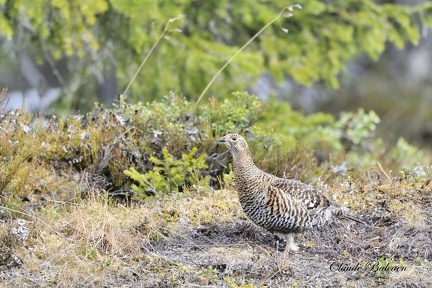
[{"xmin": 285, "ymin": 233, "xmax": 299, "ymax": 252}]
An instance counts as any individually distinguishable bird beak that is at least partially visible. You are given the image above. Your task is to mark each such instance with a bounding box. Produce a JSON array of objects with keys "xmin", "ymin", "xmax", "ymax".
[{"xmin": 218, "ymin": 137, "xmax": 226, "ymax": 143}]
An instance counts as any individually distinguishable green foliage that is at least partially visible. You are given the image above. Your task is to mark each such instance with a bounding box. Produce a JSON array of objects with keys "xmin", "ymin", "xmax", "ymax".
[
  {"xmin": 256, "ymin": 100, "xmax": 335, "ymax": 146},
  {"xmin": 389, "ymin": 138, "xmax": 423, "ymax": 169},
  {"xmin": 197, "ymin": 91, "xmax": 266, "ymax": 136},
  {"xmin": 256, "ymin": 102, "xmax": 429, "ymax": 172},
  {"xmin": 1, "ymin": 90, "xmax": 430, "ymax": 206},
  {"xmin": 327, "ymin": 109, "xmax": 381, "ymax": 167},
  {"xmin": 257, "ymin": 102, "xmax": 380, "ymax": 153},
  {"xmin": 1, "ymin": 1, "xmax": 432, "ymax": 108},
  {"xmin": 182, "ymin": 147, "xmax": 209, "ymax": 184},
  {"xmin": 92, "ymin": 91, "xmax": 265, "ymax": 187},
  {"xmin": 399, "ymin": 163, "xmax": 428, "ymax": 182},
  {"xmin": 124, "ymin": 147, "xmax": 209, "ymax": 196},
  {"xmin": 224, "ymin": 277, "xmax": 255, "ymax": 288},
  {"xmin": 335, "ymin": 109, "xmax": 380, "ymax": 146},
  {"xmin": 372, "ymin": 257, "xmax": 397, "ymax": 278},
  {"xmin": 150, "ymin": 149, "xmax": 186, "ymax": 192},
  {"xmin": 0, "ymin": 91, "xmax": 263, "ymax": 204}
]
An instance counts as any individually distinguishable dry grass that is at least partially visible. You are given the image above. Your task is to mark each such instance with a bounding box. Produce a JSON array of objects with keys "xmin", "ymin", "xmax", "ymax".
[{"xmin": 1, "ymin": 171, "xmax": 432, "ymax": 287}]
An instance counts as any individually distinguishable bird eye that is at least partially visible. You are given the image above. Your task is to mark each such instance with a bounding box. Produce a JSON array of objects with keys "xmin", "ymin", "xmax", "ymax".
[{"xmin": 232, "ymin": 137, "xmax": 237, "ymax": 141}]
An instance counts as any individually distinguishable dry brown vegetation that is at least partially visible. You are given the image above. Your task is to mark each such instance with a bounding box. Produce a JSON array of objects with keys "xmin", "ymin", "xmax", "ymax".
[{"xmin": 1, "ymin": 169, "xmax": 431, "ymax": 287}]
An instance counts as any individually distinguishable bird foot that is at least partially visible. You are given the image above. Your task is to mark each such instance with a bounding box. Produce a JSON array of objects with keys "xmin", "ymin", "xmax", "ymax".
[
  {"xmin": 287, "ymin": 241, "xmax": 299, "ymax": 252},
  {"xmin": 286, "ymin": 234, "xmax": 299, "ymax": 252}
]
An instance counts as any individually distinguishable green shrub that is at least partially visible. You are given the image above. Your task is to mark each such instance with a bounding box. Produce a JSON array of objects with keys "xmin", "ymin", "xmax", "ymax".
[
  {"xmin": 1, "ymin": 90, "xmax": 429, "ymax": 205},
  {"xmin": 255, "ymin": 102, "xmax": 424, "ymax": 171},
  {"xmin": 124, "ymin": 147, "xmax": 209, "ymax": 197},
  {"xmin": 0, "ymin": 91, "xmax": 265, "ymax": 203}
]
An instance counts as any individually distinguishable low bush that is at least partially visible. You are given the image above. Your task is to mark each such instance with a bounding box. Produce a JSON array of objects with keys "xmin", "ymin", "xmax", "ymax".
[{"xmin": 0, "ymin": 91, "xmax": 428, "ymax": 205}]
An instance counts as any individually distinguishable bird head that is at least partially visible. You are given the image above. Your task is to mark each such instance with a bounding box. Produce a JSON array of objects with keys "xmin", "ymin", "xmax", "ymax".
[{"xmin": 218, "ymin": 133, "xmax": 249, "ymax": 155}]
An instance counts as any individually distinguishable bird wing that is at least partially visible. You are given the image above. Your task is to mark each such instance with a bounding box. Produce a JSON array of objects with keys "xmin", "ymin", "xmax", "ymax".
[
  {"xmin": 269, "ymin": 177, "xmax": 330, "ymax": 210},
  {"xmin": 263, "ymin": 183, "xmax": 311, "ymax": 231}
]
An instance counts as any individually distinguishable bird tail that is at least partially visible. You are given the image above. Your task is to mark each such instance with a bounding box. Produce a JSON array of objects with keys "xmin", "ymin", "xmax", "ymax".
[
  {"xmin": 319, "ymin": 200, "xmax": 344, "ymax": 224},
  {"xmin": 316, "ymin": 201, "xmax": 368, "ymax": 227},
  {"xmin": 330, "ymin": 203, "xmax": 369, "ymax": 226},
  {"xmin": 312, "ymin": 201, "xmax": 369, "ymax": 228},
  {"xmin": 312, "ymin": 206, "xmax": 338, "ymax": 227}
]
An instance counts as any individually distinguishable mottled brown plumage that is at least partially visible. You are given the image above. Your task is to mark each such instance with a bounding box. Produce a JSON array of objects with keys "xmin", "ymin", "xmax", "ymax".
[{"xmin": 218, "ymin": 133, "xmax": 340, "ymax": 252}]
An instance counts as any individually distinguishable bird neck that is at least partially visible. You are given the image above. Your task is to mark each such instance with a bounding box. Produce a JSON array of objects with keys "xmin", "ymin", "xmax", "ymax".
[{"xmin": 232, "ymin": 149, "xmax": 260, "ymax": 178}]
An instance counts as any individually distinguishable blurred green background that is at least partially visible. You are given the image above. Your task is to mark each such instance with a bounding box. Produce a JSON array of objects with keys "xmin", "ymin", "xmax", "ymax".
[{"xmin": 1, "ymin": 0, "xmax": 431, "ymax": 148}]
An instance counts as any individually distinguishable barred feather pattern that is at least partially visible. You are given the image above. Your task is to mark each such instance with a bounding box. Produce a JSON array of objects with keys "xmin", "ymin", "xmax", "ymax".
[{"xmin": 219, "ymin": 133, "xmax": 339, "ymax": 252}]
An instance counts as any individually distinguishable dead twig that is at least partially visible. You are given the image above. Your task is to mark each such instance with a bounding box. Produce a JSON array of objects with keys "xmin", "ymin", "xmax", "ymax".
[{"xmin": 377, "ymin": 161, "xmax": 392, "ymax": 182}]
